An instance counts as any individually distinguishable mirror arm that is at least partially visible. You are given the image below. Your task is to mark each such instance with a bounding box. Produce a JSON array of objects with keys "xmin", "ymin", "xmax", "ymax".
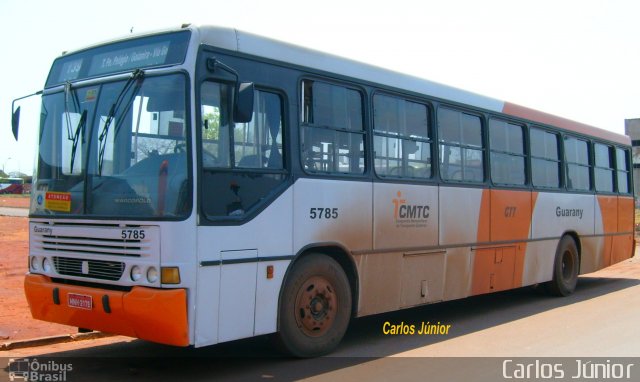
[{"xmin": 206, "ymin": 58, "xmax": 254, "ymax": 123}]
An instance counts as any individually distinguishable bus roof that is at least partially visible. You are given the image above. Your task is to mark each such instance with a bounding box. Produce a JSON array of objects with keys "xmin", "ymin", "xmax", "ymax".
[
  {"xmin": 195, "ymin": 25, "xmax": 629, "ymax": 146},
  {"xmin": 56, "ymin": 24, "xmax": 629, "ymax": 146}
]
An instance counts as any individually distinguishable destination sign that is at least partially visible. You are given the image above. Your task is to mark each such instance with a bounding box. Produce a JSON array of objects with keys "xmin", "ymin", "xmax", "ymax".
[
  {"xmin": 46, "ymin": 30, "xmax": 190, "ymax": 87},
  {"xmin": 88, "ymin": 41, "xmax": 171, "ymax": 76}
]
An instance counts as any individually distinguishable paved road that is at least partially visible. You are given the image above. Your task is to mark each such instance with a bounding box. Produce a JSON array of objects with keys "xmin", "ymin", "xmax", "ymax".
[
  {"xmin": 0, "ymin": 206, "xmax": 28, "ymax": 217},
  {"xmin": 3, "ymin": 257, "xmax": 640, "ymax": 381}
]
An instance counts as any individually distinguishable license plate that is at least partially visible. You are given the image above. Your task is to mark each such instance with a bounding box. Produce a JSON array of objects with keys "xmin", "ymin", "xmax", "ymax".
[{"xmin": 67, "ymin": 293, "xmax": 93, "ymax": 310}]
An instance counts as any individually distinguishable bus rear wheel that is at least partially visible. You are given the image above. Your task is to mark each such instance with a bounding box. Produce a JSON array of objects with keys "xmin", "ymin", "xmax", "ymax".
[
  {"xmin": 546, "ymin": 236, "xmax": 580, "ymax": 296},
  {"xmin": 277, "ymin": 253, "xmax": 352, "ymax": 357}
]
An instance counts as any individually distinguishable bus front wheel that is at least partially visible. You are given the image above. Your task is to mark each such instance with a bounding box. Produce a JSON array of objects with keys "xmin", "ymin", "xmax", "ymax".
[
  {"xmin": 277, "ymin": 253, "xmax": 352, "ymax": 357},
  {"xmin": 546, "ymin": 236, "xmax": 580, "ymax": 296}
]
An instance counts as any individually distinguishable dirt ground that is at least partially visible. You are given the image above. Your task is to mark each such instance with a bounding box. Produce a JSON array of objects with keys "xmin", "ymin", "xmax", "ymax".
[
  {"xmin": 0, "ymin": 195, "xmax": 30, "ymax": 209},
  {"xmin": 0, "ymin": 196, "xmax": 75, "ymax": 341}
]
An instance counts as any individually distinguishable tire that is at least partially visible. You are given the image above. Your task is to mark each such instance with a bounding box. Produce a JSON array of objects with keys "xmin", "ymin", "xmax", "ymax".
[
  {"xmin": 276, "ymin": 254, "xmax": 352, "ymax": 357},
  {"xmin": 546, "ymin": 236, "xmax": 580, "ymax": 296}
]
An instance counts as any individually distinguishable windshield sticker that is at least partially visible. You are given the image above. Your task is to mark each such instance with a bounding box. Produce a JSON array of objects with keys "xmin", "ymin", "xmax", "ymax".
[
  {"xmin": 85, "ymin": 88, "xmax": 98, "ymax": 102},
  {"xmin": 45, "ymin": 192, "xmax": 71, "ymax": 212}
]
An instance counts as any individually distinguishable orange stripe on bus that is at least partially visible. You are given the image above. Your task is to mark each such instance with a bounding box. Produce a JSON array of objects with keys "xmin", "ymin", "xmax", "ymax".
[
  {"xmin": 597, "ymin": 195, "xmax": 617, "ymax": 267},
  {"xmin": 476, "ymin": 189, "xmax": 491, "ymax": 243},
  {"xmin": 472, "ymin": 190, "xmax": 537, "ymax": 294},
  {"xmin": 612, "ymin": 197, "xmax": 635, "ymax": 264},
  {"xmin": 502, "ymin": 102, "xmax": 630, "ymax": 146}
]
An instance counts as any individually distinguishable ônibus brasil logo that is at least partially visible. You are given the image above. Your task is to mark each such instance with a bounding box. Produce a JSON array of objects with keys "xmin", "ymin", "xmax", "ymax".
[{"xmin": 8, "ymin": 358, "xmax": 73, "ymax": 381}]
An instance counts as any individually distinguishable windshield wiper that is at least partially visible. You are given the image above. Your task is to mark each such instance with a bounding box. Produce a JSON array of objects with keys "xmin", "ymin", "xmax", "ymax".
[
  {"xmin": 69, "ymin": 110, "xmax": 87, "ymax": 174},
  {"xmin": 64, "ymin": 82, "xmax": 84, "ymax": 174},
  {"xmin": 98, "ymin": 69, "xmax": 145, "ymax": 175}
]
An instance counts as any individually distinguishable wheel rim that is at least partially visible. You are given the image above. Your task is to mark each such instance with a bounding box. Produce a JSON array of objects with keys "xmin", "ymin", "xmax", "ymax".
[
  {"xmin": 294, "ymin": 275, "xmax": 337, "ymax": 337},
  {"xmin": 561, "ymin": 249, "xmax": 575, "ymax": 281}
]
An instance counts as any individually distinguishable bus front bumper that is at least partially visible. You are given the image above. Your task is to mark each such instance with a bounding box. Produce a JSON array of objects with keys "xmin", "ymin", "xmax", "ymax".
[{"xmin": 24, "ymin": 274, "xmax": 189, "ymax": 346}]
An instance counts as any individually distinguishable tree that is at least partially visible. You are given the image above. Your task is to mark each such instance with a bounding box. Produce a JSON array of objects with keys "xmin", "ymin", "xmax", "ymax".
[{"xmin": 202, "ymin": 110, "xmax": 220, "ymax": 141}]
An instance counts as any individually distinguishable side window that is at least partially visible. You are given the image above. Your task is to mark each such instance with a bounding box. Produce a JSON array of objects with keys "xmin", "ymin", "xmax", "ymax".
[
  {"xmin": 373, "ymin": 94, "xmax": 431, "ymax": 179},
  {"xmin": 564, "ymin": 136, "xmax": 591, "ymax": 191},
  {"xmin": 201, "ymin": 82, "xmax": 232, "ymax": 168},
  {"xmin": 200, "ymin": 84, "xmax": 284, "ymax": 169},
  {"xmin": 530, "ymin": 127, "xmax": 560, "ymax": 188},
  {"xmin": 200, "ymin": 82, "xmax": 286, "ymax": 218},
  {"xmin": 234, "ymin": 92, "xmax": 284, "ymax": 169},
  {"xmin": 489, "ymin": 119, "xmax": 525, "ymax": 185},
  {"xmin": 438, "ymin": 107, "xmax": 484, "ymax": 182},
  {"xmin": 616, "ymin": 147, "xmax": 630, "ymax": 194},
  {"xmin": 301, "ymin": 80, "xmax": 365, "ymax": 174},
  {"xmin": 594, "ymin": 143, "xmax": 614, "ymax": 192}
]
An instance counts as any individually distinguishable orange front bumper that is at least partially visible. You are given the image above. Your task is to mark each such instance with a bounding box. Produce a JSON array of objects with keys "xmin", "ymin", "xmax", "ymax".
[{"xmin": 24, "ymin": 274, "xmax": 189, "ymax": 346}]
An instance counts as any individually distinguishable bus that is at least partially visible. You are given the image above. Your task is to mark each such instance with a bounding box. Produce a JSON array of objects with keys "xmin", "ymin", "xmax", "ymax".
[
  {"xmin": 0, "ymin": 178, "xmax": 25, "ymax": 195},
  {"xmin": 14, "ymin": 25, "xmax": 634, "ymax": 357}
]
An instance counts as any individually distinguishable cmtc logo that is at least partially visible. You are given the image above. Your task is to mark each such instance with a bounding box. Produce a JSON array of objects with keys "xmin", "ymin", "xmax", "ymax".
[{"xmin": 392, "ymin": 191, "xmax": 430, "ymax": 228}]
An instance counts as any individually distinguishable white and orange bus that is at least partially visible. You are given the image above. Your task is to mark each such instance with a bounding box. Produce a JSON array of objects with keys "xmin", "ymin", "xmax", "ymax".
[{"xmin": 13, "ymin": 25, "xmax": 634, "ymax": 357}]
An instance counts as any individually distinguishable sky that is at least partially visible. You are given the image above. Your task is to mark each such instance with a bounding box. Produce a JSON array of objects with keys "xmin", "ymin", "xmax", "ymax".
[{"xmin": 1, "ymin": 0, "xmax": 639, "ymax": 175}]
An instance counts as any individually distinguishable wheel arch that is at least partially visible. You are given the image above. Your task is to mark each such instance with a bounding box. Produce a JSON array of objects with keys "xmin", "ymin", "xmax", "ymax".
[
  {"xmin": 562, "ymin": 230, "xmax": 582, "ymax": 262},
  {"xmin": 277, "ymin": 242, "xmax": 360, "ymax": 329}
]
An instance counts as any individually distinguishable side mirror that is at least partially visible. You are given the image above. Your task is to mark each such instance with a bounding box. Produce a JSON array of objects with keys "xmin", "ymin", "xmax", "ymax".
[
  {"xmin": 234, "ymin": 82, "xmax": 254, "ymax": 123},
  {"xmin": 11, "ymin": 90, "xmax": 42, "ymax": 141},
  {"xmin": 11, "ymin": 106, "xmax": 20, "ymax": 141}
]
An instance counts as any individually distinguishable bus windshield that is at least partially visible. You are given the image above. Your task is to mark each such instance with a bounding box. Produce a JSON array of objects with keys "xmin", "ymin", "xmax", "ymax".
[{"xmin": 32, "ymin": 73, "xmax": 191, "ymax": 218}]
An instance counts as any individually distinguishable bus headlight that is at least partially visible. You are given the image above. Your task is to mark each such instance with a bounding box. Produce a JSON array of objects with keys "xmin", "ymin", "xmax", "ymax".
[
  {"xmin": 147, "ymin": 267, "xmax": 159, "ymax": 283},
  {"xmin": 42, "ymin": 258, "xmax": 52, "ymax": 272},
  {"xmin": 130, "ymin": 265, "xmax": 143, "ymax": 282},
  {"xmin": 30, "ymin": 256, "xmax": 39, "ymax": 271}
]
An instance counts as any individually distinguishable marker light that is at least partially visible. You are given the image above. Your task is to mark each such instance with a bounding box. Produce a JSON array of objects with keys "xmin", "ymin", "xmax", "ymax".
[
  {"xmin": 42, "ymin": 258, "xmax": 52, "ymax": 272},
  {"xmin": 161, "ymin": 267, "xmax": 181, "ymax": 284},
  {"xmin": 130, "ymin": 265, "xmax": 143, "ymax": 281},
  {"xmin": 147, "ymin": 267, "xmax": 159, "ymax": 283},
  {"xmin": 30, "ymin": 256, "xmax": 39, "ymax": 271}
]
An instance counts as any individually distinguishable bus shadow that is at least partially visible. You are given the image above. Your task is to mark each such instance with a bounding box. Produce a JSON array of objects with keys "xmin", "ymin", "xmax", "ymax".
[
  {"xmin": 337, "ymin": 274, "xmax": 639, "ymax": 356},
  {"xmin": 15, "ymin": 275, "xmax": 639, "ymax": 381}
]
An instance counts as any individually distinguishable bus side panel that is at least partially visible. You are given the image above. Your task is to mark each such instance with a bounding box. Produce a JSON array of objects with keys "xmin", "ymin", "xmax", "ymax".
[
  {"xmin": 471, "ymin": 189, "xmax": 532, "ymax": 295},
  {"xmin": 440, "ymin": 187, "xmax": 484, "ymax": 301},
  {"xmin": 293, "ymin": 178, "xmax": 373, "ymax": 253},
  {"xmin": 372, "ymin": 183, "xmax": 438, "ymax": 250},
  {"xmin": 194, "ymin": 188, "xmax": 293, "ymax": 347},
  {"xmin": 524, "ymin": 192, "xmax": 595, "ymax": 285},
  {"xmin": 355, "ymin": 252, "xmax": 403, "ymax": 316},
  {"xmin": 356, "ymin": 183, "xmax": 442, "ymax": 316},
  {"xmin": 588, "ymin": 195, "xmax": 617, "ymax": 273},
  {"xmin": 612, "ymin": 196, "xmax": 635, "ymax": 264},
  {"xmin": 439, "ymin": 187, "xmax": 484, "ymax": 246},
  {"xmin": 442, "ymin": 246, "xmax": 474, "ymax": 301}
]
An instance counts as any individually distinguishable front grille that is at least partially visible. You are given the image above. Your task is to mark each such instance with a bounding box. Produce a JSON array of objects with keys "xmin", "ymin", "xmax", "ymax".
[
  {"xmin": 53, "ymin": 257, "xmax": 125, "ymax": 281},
  {"xmin": 30, "ymin": 224, "xmax": 158, "ymax": 258}
]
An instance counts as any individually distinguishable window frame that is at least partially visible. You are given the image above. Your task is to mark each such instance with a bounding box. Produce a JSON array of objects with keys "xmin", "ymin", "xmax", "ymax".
[
  {"xmin": 530, "ymin": 126, "xmax": 562, "ymax": 190},
  {"xmin": 437, "ymin": 105, "xmax": 486, "ymax": 184},
  {"xmin": 197, "ymin": 77, "xmax": 290, "ymax": 224},
  {"xmin": 488, "ymin": 117, "xmax": 527, "ymax": 187},
  {"xmin": 299, "ymin": 77, "xmax": 367, "ymax": 176},
  {"xmin": 615, "ymin": 146, "xmax": 632, "ymax": 195},
  {"xmin": 199, "ymin": 82, "xmax": 288, "ymax": 174},
  {"xmin": 563, "ymin": 134, "xmax": 592, "ymax": 192},
  {"xmin": 593, "ymin": 141, "xmax": 615, "ymax": 194},
  {"xmin": 372, "ymin": 91, "xmax": 434, "ymax": 181}
]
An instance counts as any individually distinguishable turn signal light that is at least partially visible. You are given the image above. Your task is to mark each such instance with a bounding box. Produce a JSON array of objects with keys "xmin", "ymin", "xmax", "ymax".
[
  {"xmin": 266, "ymin": 265, "xmax": 274, "ymax": 279},
  {"xmin": 161, "ymin": 267, "xmax": 181, "ymax": 284}
]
